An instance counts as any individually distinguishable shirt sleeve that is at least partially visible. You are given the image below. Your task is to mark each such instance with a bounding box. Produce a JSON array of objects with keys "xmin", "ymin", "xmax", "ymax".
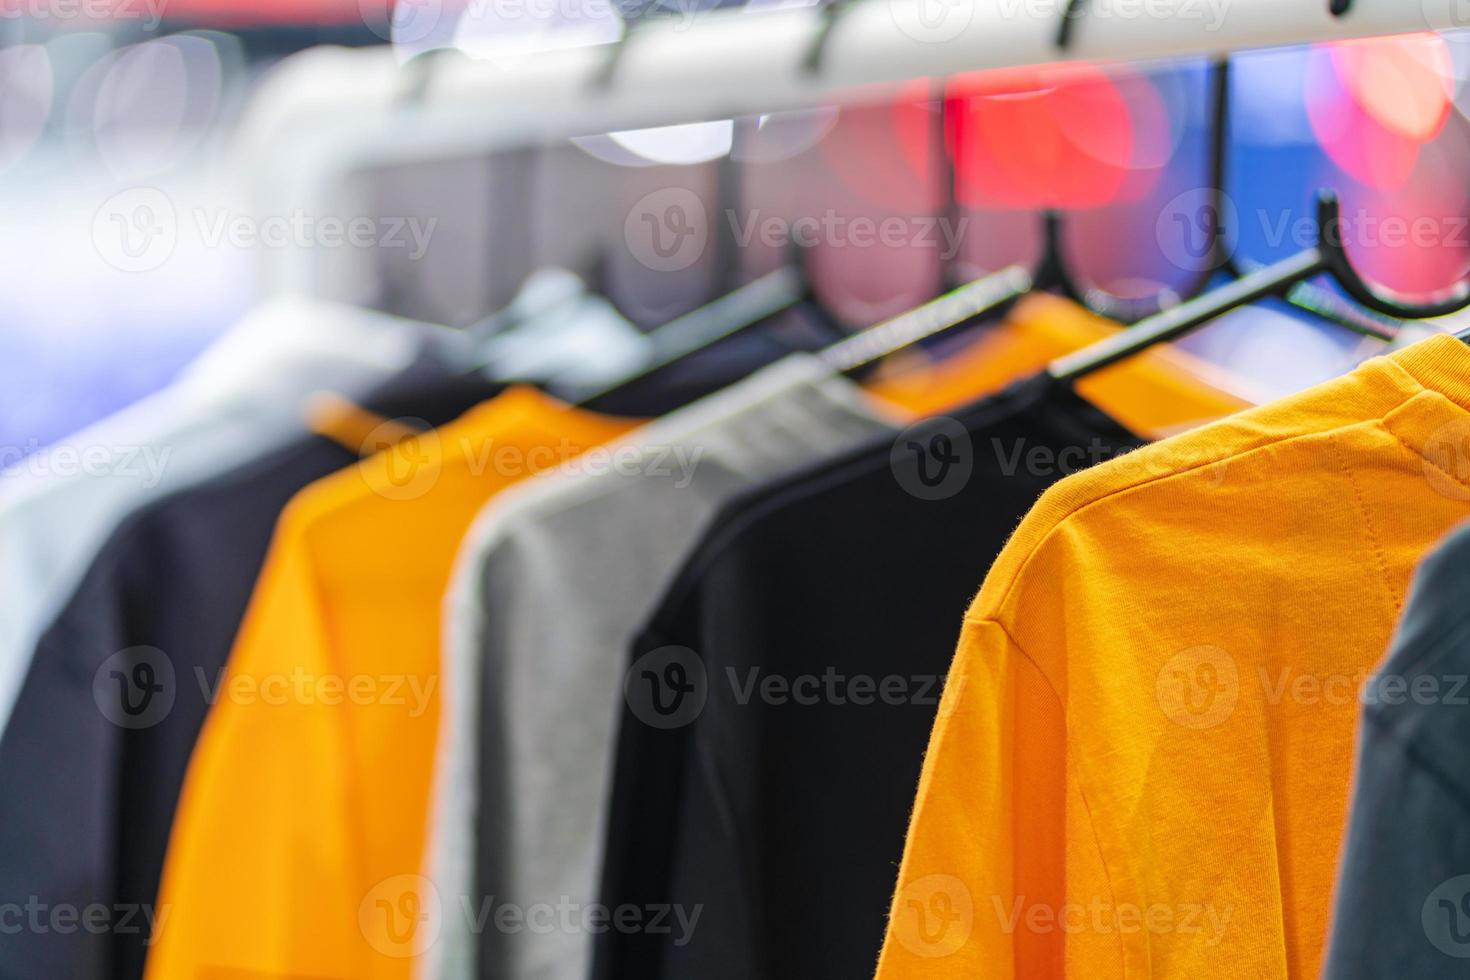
[
  {"xmin": 145, "ymin": 519, "xmax": 365, "ymax": 979},
  {"xmin": 875, "ymin": 617, "xmax": 1120, "ymax": 979}
]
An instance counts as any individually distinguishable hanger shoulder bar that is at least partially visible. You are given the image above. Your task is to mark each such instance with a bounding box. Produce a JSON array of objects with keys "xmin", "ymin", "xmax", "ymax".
[
  {"xmin": 820, "ymin": 265, "xmax": 1032, "ymax": 375},
  {"xmin": 1048, "ymin": 248, "xmax": 1327, "ymax": 382}
]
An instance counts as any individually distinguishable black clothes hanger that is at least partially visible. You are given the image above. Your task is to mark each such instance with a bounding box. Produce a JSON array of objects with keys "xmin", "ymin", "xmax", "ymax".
[
  {"xmin": 1203, "ymin": 57, "xmax": 1400, "ymax": 341},
  {"xmin": 1050, "ymin": 14, "xmax": 1395, "ymax": 337},
  {"xmin": 1060, "ymin": 0, "xmax": 1354, "ymax": 48},
  {"xmin": 571, "ymin": 263, "xmax": 814, "ymax": 404},
  {"xmin": 818, "ymin": 264, "xmax": 1033, "ymax": 376},
  {"xmin": 1049, "ymin": 191, "xmax": 1470, "ymax": 381},
  {"xmin": 572, "ymin": 11, "xmax": 866, "ymax": 406}
]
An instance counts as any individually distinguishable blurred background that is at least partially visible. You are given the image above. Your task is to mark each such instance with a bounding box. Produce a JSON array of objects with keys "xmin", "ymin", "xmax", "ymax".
[{"xmin": 5, "ymin": 0, "xmax": 1470, "ymax": 457}]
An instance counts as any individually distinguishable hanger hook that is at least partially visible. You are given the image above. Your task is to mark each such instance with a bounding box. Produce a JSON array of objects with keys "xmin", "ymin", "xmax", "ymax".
[
  {"xmin": 1057, "ymin": 0, "xmax": 1086, "ymax": 49},
  {"xmin": 1329, "ymin": 0, "xmax": 1352, "ymax": 14},
  {"xmin": 1315, "ymin": 191, "xmax": 1470, "ymax": 320},
  {"xmin": 805, "ymin": 0, "xmax": 854, "ymax": 75},
  {"xmin": 591, "ymin": 20, "xmax": 635, "ymax": 89},
  {"xmin": 398, "ymin": 46, "xmax": 462, "ymax": 107}
]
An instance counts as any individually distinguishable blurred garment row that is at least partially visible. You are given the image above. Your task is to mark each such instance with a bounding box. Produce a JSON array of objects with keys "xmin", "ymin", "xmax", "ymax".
[{"xmin": 0, "ymin": 281, "xmax": 1467, "ymax": 980}]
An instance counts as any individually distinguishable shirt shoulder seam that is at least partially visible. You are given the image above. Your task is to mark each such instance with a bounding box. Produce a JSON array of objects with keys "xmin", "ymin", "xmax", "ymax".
[{"xmin": 966, "ymin": 412, "xmax": 1411, "ymax": 626}]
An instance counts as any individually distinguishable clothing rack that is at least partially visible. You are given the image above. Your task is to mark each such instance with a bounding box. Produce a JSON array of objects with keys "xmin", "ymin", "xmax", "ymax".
[
  {"xmin": 245, "ymin": 0, "xmax": 1452, "ymax": 301},
  {"xmin": 257, "ymin": 0, "xmax": 1442, "ymax": 161}
]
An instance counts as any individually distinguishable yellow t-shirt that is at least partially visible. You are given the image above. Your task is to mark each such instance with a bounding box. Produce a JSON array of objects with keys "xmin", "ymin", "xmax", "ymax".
[
  {"xmin": 870, "ymin": 292, "xmax": 1255, "ymax": 435},
  {"xmin": 146, "ymin": 387, "xmax": 636, "ymax": 980},
  {"xmin": 876, "ymin": 334, "xmax": 1470, "ymax": 979}
]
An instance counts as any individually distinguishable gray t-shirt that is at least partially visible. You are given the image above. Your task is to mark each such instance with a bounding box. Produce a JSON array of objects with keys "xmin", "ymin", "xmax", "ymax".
[
  {"xmin": 425, "ymin": 354, "xmax": 901, "ymax": 980},
  {"xmin": 1325, "ymin": 519, "xmax": 1470, "ymax": 977}
]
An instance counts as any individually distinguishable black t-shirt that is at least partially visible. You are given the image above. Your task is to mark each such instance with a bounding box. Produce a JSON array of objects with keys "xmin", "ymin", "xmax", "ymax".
[
  {"xmin": 593, "ymin": 374, "xmax": 1147, "ymax": 980},
  {"xmin": 1325, "ymin": 519, "xmax": 1470, "ymax": 978},
  {"xmin": 0, "ymin": 354, "xmax": 504, "ymax": 980}
]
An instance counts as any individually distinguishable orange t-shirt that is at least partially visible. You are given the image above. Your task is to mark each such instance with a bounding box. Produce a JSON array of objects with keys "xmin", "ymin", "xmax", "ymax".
[
  {"xmin": 146, "ymin": 387, "xmax": 636, "ymax": 980},
  {"xmin": 870, "ymin": 292, "xmax": 1255, "ymax": 434},
  {"xmin": 876, "ymin": 334, "xmax": 1470, "ymax": 979}
]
